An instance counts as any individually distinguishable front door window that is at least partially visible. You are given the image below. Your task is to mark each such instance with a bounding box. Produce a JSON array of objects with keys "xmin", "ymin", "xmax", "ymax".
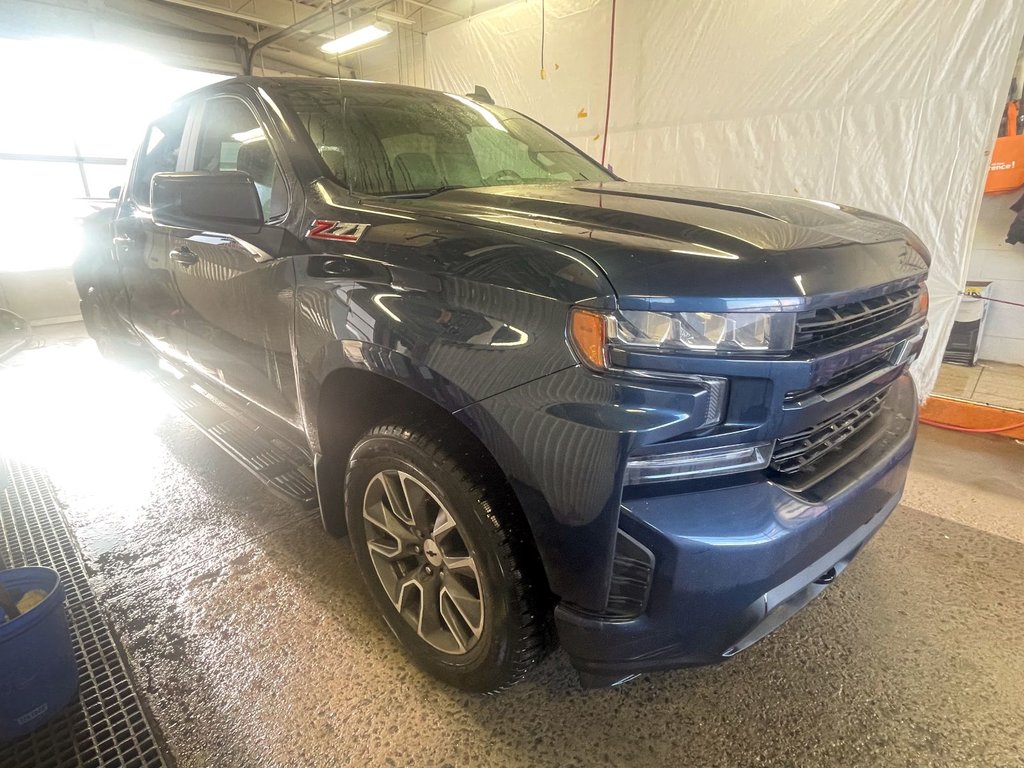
[{"xmin": 194, "ymin": 97, "xmax": 287, "ymax": 220}]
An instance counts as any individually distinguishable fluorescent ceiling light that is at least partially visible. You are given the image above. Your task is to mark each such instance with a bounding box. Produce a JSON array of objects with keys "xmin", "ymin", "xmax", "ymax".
[{"xmin": 321, "ymin": 22, "xmax": 392, "ymax": 55}]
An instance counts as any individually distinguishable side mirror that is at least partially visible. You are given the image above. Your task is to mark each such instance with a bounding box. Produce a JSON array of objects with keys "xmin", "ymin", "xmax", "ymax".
[
  {"xmin": 108, "ymin": 185, "xmax": 122, "ymax": 200},
  {"xmin": 151, "ymin": 172, "xmax": 263, "ymax": 235}
]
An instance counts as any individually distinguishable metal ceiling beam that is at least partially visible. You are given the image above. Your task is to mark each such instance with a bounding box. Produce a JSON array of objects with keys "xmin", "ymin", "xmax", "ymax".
[
  {"xmin": 147, "ymin": 0, "xmax": 295, "ymax": 28},
  {"xmin": 400, "ymin": 0, "xmax": 464, "ymax": 20},
  {"xmin": 121, "ymin": 0, "xmax": 354, "ymax": 74},
  {"xmin": 5, "ymin": 0, "xmax": 348, "ymax": 75},
  {"xmin": 411, "ymin": 0, "xmax": 524, "ymax": 33},
  {"xmin": 245, "ymin": 0, "xmax": 368, "ymax": 74},
  {"xmin": 107, "ymin": 0, "xmax": 258, "ymax": 37},
  {"xmin": 112, "ymin": 0, "xmax": 352, "ymax": 74}
]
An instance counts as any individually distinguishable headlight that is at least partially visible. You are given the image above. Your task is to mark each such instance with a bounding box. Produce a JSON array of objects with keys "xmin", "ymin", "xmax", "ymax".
[{"xmin": 569, "ymin": 307, "xmax": 796, "ymax": 370}]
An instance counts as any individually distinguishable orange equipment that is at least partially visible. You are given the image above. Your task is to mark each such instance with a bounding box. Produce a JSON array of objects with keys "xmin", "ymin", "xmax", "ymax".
[{"xmin": 985, "ymin": 100, "xmax": 1024, "ymax": 194}]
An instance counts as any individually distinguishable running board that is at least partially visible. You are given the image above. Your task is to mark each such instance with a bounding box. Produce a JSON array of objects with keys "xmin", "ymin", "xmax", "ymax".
[{"xmin": 155, "ymin": 373, "xmax": 318, "ymax": 509}]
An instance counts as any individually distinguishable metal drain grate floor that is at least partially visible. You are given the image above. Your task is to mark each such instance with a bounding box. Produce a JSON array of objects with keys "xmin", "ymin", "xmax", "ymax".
[{"xmin": 0, "ymin": 458, "xmax": 172, "ymax": 768}]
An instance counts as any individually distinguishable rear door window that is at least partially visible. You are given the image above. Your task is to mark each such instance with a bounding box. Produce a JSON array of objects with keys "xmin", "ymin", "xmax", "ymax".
[{"xmin": 193, "ymin": 97, "xmax": 287, "ymax": 221}]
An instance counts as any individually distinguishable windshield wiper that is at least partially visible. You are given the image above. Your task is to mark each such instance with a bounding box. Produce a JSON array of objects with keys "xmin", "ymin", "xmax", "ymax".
[{"xmin": 378, "ymin": 185, "xmax": 467, "ymax": 199}]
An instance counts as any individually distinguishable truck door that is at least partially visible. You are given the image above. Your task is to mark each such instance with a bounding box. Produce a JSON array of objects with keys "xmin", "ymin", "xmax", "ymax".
[
  {"xmin": 171, "ymin": 94, "xmax": 300, "ymax": 427},
  {"xmin": 112, "ymin": 104, "xmax": 191, "ymax": 362}
]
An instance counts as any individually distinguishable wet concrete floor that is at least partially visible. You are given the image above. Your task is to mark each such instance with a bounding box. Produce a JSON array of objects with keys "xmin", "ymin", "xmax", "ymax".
[{"xmin": 2, "ymin": 326, "xmax": 1022, "ymax": 767}]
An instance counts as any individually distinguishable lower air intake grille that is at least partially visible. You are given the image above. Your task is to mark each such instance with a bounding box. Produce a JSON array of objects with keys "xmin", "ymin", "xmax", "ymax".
[
  {"xmin": 771, "ymin": 390, "xmax": 888, "ymax": 477},
  {"xmin": 564, "ymin": 530, "xmax": 654, "ymax": 621},
  {"xmin": 603, "ymin": 531, "xmax": 655, "ymax": 620}
]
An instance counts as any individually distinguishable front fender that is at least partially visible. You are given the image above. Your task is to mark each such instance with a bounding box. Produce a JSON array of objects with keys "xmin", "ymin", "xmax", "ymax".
[
  {"xmin": 303, "ymin": 339, "xmax": 487, "ymax": 453},
  {"xmin": 291, "ymin": 252, "xmax": 584, "ymax": 451}
]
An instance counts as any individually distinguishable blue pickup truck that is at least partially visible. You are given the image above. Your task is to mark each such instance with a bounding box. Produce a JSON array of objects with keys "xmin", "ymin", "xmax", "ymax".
[{"xmin": 76, "ymin": 77, "xmax": 929, "ymax": 691}]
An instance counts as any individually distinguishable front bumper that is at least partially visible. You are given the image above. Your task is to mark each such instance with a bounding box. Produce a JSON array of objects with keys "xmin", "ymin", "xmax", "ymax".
[{"xmin": 554, "ymin": 374, "xmax": 917, "ymax": 686}]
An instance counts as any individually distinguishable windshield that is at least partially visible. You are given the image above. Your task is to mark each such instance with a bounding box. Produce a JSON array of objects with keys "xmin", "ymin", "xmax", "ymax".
[{"xmin": 273, "ymin": 82, "xmax": 614, "ymax": 196}]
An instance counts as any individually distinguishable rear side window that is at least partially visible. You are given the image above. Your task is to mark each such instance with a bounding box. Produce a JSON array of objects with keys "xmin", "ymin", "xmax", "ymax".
[
  {"xmin": 193, "ymin": 97, "xmax": 287, "ymax": 221},
  {"xmin": 131, "ymin": 105, "xmax": 189, "ymax": 206}
]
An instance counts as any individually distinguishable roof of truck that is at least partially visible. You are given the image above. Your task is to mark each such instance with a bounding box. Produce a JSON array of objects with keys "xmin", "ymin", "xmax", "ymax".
[{"xmin": 178, "ymin": 76, "xmax": 453, "ymax": 103}]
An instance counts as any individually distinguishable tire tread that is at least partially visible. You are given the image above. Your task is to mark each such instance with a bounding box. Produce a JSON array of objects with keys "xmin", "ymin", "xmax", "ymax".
[{"xmin": 350, "ymin": 421, "xmax": 552, "ymax": 693}]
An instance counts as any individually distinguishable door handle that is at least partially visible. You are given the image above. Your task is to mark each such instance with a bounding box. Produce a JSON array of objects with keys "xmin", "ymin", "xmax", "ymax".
[
  {"xmin": 112, "ymin": 234, "xmax": 133, "ymax": 262},
  {"xmin": 170, "ymin": 246, "xmax": 198, "ymax": 267}
]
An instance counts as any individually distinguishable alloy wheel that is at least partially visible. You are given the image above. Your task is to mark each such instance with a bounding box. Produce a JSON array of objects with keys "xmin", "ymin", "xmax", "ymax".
[{"xmin": 362, "ymin": 470, "xmax": 485, "ymax": 655}]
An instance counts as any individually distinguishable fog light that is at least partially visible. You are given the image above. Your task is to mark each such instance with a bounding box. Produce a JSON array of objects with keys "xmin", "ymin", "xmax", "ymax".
[{"xmin": 625, "ymin": 442, "xmax": 773, "ymax": 485}]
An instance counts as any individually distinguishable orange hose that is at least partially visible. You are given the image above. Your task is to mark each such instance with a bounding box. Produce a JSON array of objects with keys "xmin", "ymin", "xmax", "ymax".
[{"xmin": 919, "ymin": 416, "xmax": 1024, "ymax": 433}]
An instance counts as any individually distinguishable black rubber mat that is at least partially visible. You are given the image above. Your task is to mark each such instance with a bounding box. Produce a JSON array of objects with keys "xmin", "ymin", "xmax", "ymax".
[{"xmin": 0, "ymin": 458, "xmax": 172, "ymax": 768}]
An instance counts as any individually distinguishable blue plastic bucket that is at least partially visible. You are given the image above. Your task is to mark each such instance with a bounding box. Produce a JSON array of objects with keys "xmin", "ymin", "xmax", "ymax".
[{"xmin": 0, "ymin": 567, "xmax": 78, "ymax": 742}]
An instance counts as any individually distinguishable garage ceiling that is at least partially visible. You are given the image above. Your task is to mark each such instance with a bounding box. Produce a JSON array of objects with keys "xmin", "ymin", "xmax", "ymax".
[{"xmin": 3, "ymin": 0, "xmax": 512, "ymax": 77}]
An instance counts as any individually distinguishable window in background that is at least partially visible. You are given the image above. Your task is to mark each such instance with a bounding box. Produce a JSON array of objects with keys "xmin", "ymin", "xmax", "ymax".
[{"xmin": 0, "ymin": 38, "xmax": 227, "ymax": 272}]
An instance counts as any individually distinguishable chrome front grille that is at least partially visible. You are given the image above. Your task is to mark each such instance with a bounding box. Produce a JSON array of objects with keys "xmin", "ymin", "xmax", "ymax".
[
  {"xmin": 770, "ymin": 389, "xmax": 888, "ymax": 477},
  {"xmin": 794, "ymin": 286, "xmax": 920, "ymax": 352}
]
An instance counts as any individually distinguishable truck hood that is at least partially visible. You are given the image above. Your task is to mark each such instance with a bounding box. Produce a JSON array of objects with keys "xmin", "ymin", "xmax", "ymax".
[{"xmin": 378, "ymin": 182, "xmax": 929, "ymax": 312}]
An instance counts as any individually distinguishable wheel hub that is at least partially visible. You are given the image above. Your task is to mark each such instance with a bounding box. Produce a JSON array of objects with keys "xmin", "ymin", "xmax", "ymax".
[{"xmin": 422, "ymin": 538, "xmax": 443, "ymax": 566}]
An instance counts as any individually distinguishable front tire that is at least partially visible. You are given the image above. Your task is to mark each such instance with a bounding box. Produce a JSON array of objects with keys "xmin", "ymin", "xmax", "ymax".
[{"xmin": 345, "ymin": 423, "xmax": 550, "ymax": 693}]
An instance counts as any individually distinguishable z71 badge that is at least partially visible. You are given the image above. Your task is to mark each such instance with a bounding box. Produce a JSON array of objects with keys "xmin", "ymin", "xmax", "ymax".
[{"xmin": 306, "ymin": 220, "xmax": 370, "ymax": 243}]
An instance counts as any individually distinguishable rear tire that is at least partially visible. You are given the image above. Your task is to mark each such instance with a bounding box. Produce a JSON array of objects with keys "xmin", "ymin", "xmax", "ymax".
[{"xmin": 345, "ymin": 422, "xmax": 550, "ymax": 693}]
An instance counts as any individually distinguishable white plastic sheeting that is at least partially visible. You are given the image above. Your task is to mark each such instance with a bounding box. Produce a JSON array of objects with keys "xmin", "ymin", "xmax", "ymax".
[{"xmin": 425, "ymin": 0, "xmax": 1024, "ymax": 398}]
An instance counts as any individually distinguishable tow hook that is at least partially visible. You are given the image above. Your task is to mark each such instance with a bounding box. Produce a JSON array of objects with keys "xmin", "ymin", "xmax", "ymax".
[{"xmin": 814, "ymin": 567, "xmax": 837, "ymax": 585}]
